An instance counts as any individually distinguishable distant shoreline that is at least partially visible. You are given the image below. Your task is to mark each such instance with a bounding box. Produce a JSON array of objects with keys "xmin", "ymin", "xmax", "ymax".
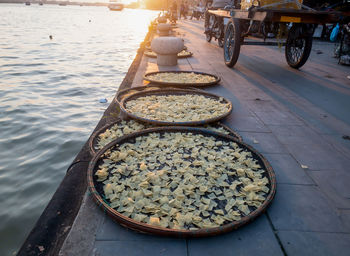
[
  {"xmin": 0, "ymin": 0, "xmax": 108, "ymax": 7},
  {"xmin": 0, "ymin": 1, "xmax": 163, "ymax": 9}
]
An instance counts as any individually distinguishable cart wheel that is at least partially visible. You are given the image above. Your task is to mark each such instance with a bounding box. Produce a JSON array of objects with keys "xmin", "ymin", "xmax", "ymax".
[
  {"xmin": 206, "ymin": 32, "xmax": 212, "ymax": 42},
  {"xmin": 224, "ymin": 19, "xmax": 241, "ymax": 68},
  {"xmin": 218, "ymin": 21, "xmax": 225, "ymax": 48},
  {"xmin": 218, "ymin": 37, "xmax": 224, "ymax": 48},
  {"xmin": 205, "ymin": 12, "xmax": 214, "ymax": 43},
  {"xmin": 285, "ymin": 24, "xmax": 313, "ymax": 69}
]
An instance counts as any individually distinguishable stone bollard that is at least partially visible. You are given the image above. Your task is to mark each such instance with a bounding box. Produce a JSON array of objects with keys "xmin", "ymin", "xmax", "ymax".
[
  {"xmin": 157, "ymin": 23, "xmax": 172, "ymax": 36},
  {"xmin": 151, "ymin": 37, "xmax": 184, "ymax": 66}
]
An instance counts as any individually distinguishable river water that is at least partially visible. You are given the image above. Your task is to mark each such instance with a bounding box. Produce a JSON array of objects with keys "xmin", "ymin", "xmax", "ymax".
[{"xmin": 0, "ymin": 4, "xmax": 156, "ymax": 255}]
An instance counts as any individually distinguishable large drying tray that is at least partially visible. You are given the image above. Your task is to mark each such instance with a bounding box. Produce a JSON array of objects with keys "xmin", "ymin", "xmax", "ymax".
[
  {"xmin": 88, "ymin": 127, "xmax": 276, "ymax": 237},
  {"xmin": 119, "ymin": 88, "xmax": 233, "ymax": 126},
  {"xmin": 143, "ymin": 71, "xmax": 221, "ymax": 88}
]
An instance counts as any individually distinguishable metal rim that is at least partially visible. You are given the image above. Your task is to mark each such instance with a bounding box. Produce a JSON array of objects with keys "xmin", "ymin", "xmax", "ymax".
[
  {"xmin": 87, "ymin": 126, "xmax": 276, "ymax": 237},
  {"xmin": 224, "ymin": 21, "xmax": 235, "ymax": 62},
  {"xmin": 143, "ymin": 70, "xmax": 221, "ymax": 87},
  {"xmin": 119, "ymin": 88, "xmax": 233, "ymax": 126},
  {"xmin": 286, "ymin": 36, "xmax": 306, "ymax": 65},
  {"xmin": 88, "ymin": 120, "xmax": 242, "ymax": 155}
]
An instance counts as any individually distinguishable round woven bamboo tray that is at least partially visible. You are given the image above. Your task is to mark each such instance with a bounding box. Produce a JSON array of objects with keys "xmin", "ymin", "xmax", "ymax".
[
  {"xmin": 143, "ymin": 71, "xmax": 221, "ymax": 87},
  {"xmin": 119, "ymin": 88, "xmax": 233, "ymax": 126},
  {"xmin": 115, "ymin": 85, "xmax": 190, "ymax": 106},
  {"xmin": 145, "ymin": 50, "xmax": 193, "ymax": 58},
  {"xmin": 89, "ymin": 119, "xmax": 242, "ymax": 155},
  {"xmin": 115, "ymin": 85, "xmax": 163, "ymax": 106},
  {"xmin": 87, "ymin": 126, "xmax": 276, "ymax": 237}
]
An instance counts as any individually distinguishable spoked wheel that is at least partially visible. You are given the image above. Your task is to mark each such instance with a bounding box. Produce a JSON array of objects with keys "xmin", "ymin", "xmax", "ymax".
[
  {"xmin": 285, "ymin": 24, "xmax": 313, "ymax": 69},
  {"xmin": 205, "ymin": 12, "xmax": 215, "ymax": 42},
  {"xmin": 217, "ymin": 18, "xmax": 224, "ymax": 48},
  {"xmin": 224, "ymin": 19, "xmax": 241, "ymax": 68},
  {"xmin": 218, "ymin": 37, "xmax": 224, "ymax": 48},
  {"xmin": 206, "ymin": 32, "xmax": 212, "ymax": 42}
]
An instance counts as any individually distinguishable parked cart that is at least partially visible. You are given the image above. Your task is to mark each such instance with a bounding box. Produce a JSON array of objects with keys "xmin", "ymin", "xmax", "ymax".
[{"xmin": 208, "ymin": 0, "xmax": 347, "ymax": 69}]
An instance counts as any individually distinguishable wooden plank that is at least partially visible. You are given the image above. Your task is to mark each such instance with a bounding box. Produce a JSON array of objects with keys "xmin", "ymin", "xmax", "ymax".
[
  {"xmin": 210, "ymin": 8, "xmax": 342, "ymax": 24},
  {"xmin": 271, "ymin": 12, "xmax": 340, "ymax": 24},
  {"xmin": 280, "ymin": 16, "xmax": 301, "ymax": 23},
  {"xmin": 208, "ymin": 10, "xmax": 231, "ymax": 18}
]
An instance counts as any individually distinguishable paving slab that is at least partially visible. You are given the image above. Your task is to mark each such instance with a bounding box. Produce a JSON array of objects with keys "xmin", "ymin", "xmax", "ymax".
[
  {"xmin": 254, "ymin": 109, "xmax": 306, "ymax": 126},
  {"xmin": 234, "ymin": 61, "xmax": 303, "ymax": 99},
  {"xmin": 223, "ymin": 114, "xmax": 271, "ymax": 133},
  {"xmin": 203, "ymin": 82, "xmax": 243, "ymax": 108},
  {"xmin": 186, "ymin": 53, "xmax": 215, "ymax": 71},
  {"xmin": 339, "ymin": 210, "xmax": 350, "ymax": 232},
  {"xmin": 241, "ymin": 99, "xmax": 290, "ymax": 114},
  {"xmin": 57, "ymin": 19, "xmax": 350, "ymax": 256},
  {"xmin": 188, "ymin": 214, "xmax": 283, "ymax": 256},
  {"xmin": 239, "ymin": 132, "xmax": 288, "ymax": 154},
  {"xmin": 264, "ymin": 153, "xmax": 314, "ymax": 185},
  {"xmin": 268, "ymin": 184, "xmax": 346, "ymax": 233},
  {"xmin": 268, "ymin": 124, "xmax": 332, "ymax": 147},
  {"xmin": 285, "ymin": 96, "xmax": 350, "ymax": 136},
  {"xmin": 224, "ymin": 114, "xmax": 260, "ymax": 138},
  {"xmin": 285, "ymin": 142, "xmax": 350, "ymax": 171},
  {"xmin": 92, "ymin": 240, "xmax": 187, "ymax": 256},
  {"xmin": 229, "ymin": 47, "xmax": 350, "ymax": 149},
  {"xmin": 321, "ymin": 134, "xmax": 350, "ymax": 158},
  {"xmin": 96, "ymin": 211, "xmax": 185, "ymax": 242},
  {"xmin": 309, "ymin": 170, "xmax": 350, "ymax": 209},
  {"xmin": 217, "ymin": 72, "xmax": 272, "ymax": 102},
  {"xmin": 228, "ymin": 85, "xmax": 272, "ymax": 101},
  {"xmin": 131, "ymin": 55, "xmax": 149, "ymax": 88},
  {"xmin": 277, "ymin": 230, "xmax": 350, "ymax": 256},
  {"xmin": 59, "ymin": 192, "xmax": 105, "ymax": 256}
]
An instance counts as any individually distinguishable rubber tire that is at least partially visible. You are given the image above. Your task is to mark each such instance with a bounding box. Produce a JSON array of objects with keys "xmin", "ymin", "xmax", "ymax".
[
  {"xmin": 285, "ymin": 24, "xmax": 313, "ymax": 69},
  {"xmin": 224, "ymin": 19, "xmax": 241, "ymax": 68},
  {"xmin": 218, "ymin": 20, "xmax": 224, "ymax": 48},
  {"xmin": 206, "ymin": 33, "xmax": 212, "ymax": 42},
  {"xmin": 218, "ymin": 37, "xmax": 224, "ymax": 48},
  {"xmin": 204, "ymin": 11, "xmax": 212, "ymax": 43}
]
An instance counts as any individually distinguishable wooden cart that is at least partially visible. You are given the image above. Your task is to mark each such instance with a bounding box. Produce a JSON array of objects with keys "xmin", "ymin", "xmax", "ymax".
[{"xmin": 208, "ymin": 7, "xmax": 345, "ymax": 69}]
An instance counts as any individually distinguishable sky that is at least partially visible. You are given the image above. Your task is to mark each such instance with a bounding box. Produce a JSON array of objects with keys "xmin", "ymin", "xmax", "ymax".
[{"xmin": 53, "ymin": 0, "xmax": 139, "ymax": 4}]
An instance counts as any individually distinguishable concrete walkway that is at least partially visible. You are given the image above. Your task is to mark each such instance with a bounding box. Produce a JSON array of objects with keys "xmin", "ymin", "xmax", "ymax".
[{"xmin": 59, "ymin": 19, "xmax": 350, "ymax": 256}]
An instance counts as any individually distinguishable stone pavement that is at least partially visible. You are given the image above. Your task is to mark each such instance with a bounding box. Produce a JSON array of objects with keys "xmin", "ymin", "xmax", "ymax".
[{"xmin": 59, "ymin": 19, "xmax": 350, "ymax": 256}]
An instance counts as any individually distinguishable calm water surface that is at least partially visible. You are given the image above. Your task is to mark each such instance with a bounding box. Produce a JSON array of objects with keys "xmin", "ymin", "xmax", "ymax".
[{"xmin": 0, "ymin": 4, "xmax": 156, "ymax": 255}]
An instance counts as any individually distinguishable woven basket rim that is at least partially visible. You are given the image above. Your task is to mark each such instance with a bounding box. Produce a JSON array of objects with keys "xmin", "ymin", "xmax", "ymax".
[
  {"xmin": 88, "ymin": 120, "xmax": 243, "ymax": 155},
  {"xmin": 115, "ymin": 85, "xmax": 191, "ymax": 106},
  {"xmin": 119, "ymin": 88, "xmax": 233, "ymax": 126},
  {"xmin": 87, "ymin": 126, "xmax": 277, "ymax": 237},
  {"xmin": 143, "ymin": 70, "xmax": 221, "ymax": 87}
]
